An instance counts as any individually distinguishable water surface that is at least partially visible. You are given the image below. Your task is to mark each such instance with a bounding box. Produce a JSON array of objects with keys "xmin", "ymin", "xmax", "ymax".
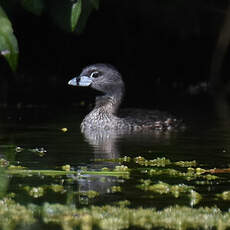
[{"xmin": 1, "ymin": 105, "xmax": 230, "ymax": 219}]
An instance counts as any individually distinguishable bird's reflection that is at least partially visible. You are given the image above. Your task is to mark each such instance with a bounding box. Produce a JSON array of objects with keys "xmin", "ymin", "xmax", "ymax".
[
  {"xmin": 82, "ymin": 128, "xmax": 123, "ymax": 159},
  {"xmin": 77, "ymin": 127, "xmax": 174, "ymax": 199},
  {"xmin": 82, "ymin": 127, "xmax": 173, "ymax": 159}
]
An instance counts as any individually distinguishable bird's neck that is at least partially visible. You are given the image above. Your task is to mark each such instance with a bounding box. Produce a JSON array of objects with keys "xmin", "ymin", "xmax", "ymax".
[{"xmin": 95, "ymin": 89, "xmax": 124, "ymax": 115}]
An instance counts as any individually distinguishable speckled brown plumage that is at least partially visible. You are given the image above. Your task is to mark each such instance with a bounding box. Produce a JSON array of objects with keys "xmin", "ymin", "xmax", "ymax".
[{"xmin": 68, "ymin": 63, "xmax": 182, "ymax": 131}]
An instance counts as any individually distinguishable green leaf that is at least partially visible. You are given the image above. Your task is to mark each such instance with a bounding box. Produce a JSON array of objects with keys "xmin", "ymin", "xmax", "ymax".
[
  {"xmin": 21, "ymin": 0, "xmax": 44, "ymax": 16},
  {"xmin": 0, "ymin": 5, "xmax": 19, "ymax": 72},
  {"xmin": 73, "ymin": 0, "xmax": 94, "ymax": 34},
  {"xmin": 71, "ymin": 0, "xmax": 82, "ymax": 32},
  {"xmin": 90, "ymin": 0, "xmax": 99, "ymax": 10}
]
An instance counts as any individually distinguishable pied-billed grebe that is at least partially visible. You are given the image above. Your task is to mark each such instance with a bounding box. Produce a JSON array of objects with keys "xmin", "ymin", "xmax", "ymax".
[{"xmin": 68, "ymin": 63, "xmax": 182, "ymax": 131}]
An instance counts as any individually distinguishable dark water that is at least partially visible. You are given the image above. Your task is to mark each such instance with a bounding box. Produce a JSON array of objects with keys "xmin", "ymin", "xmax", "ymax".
[{"xmin": 1, "ymin": 104, "xmax": 230, "ymax": 210}]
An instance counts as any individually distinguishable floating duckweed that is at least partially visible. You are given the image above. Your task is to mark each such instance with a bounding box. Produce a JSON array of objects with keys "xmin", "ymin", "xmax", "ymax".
[
  {"xmin": 87, "ymin": 190, "xmax": 99, "ymax": 199},
  {"xmin": 189, "ymin": 190, "xmax": 202, "ymax": 206},
  {"xmin": 135, "ymin": 156, "xmax": 171, "ymax": 167},
  {"xmin": 101, "ymin": 167, "xmax": 109, "ymax": 171},
  {"xmin": 144, "ymin": 167, "xmax": 219, "ymax": 181},
  {"xmin": 15, "ymin": 146, "xmax": 24, "ymax": 152},
  {"xmin": 42, "ymin": 203, "xmax": 230, "ymax": 230},
  {"xmin": 6, "ymin": 167, "xmax": 129, "ymax": 178},
  {"xmin": 134, "ymin": 156, "xmax": 145, "ymax": 162},
  {"xmin": 218, "ymin": 191, "xmax": 230, "ymax": 200},
  {"xmin": 29, "ymin": 147, "xmax": 47, "ymax": 156},
  {"xmin": 50, "ymin": 184, "xmax": 65, "ymax": 193},
  {"xmin": 24, "ymin": 186, "xmax": 45, "ymax": 198},
  {"xmin": 95, "ymin": 156, "xmax": 131, "ymax": 163},
  {"xmin": 122, "ymin": 156, "xmax": 131, "ymax": 162},
  {"xmin": 1, "ymin": 154, "xmax": 227, "ymax": 230},
  {"xmin": 23, "ymin": 184, "xmax": 66, "ymax": 196},
  {"xmin": 195, "ymin": 167, "xmax": 207, "ymax": 175},
  {"xmin": 4, "ymin": 156, "xmax": 218, "ymax": 183},
  {"xmin": 0, "ymin": 198, "xmax": 35, "ymax": 229},
  {"xmin": 1, "ymin": 154, "xmax": 229, "ymax": 230},
  {"xmin": 148, "ymin": 168, "xmax": 183, "ymax": 177},
  {"xmin": 79, "ymin": 168, "xmax": 129, "ymax": 178},
  {"xmin": 114, "ymin": 200, "xmax": 131, "ymax": 207},
  {"xmin": 6, "ymin": 169, "xmax": 77, "ymax": 177},
  {"xmin": 110, "ymin": 186, "xmax": 122, "ymax": 193},
  {"xmin": 6, "ymin": 193, "xmax": 16, "ymax": 199},
  {"xmin": 80, "ymin": 166, "xmax": 88, "ymax": 171},
  {"xmin": 140, "ymin": 181, "xmax": 171, "ymax": 194},
  {"xmin": 8, "ymin": 165, "xmax": 26, "ymax": 170},
  {"xmin": 174, "ymin": 160, "xmax": 197, "ymax": 167},
  {"xmin": 187, "ymin": 167, "xmax": 195, "ymax": 173},
  {"xmin": 170, "ymin": 184, "xmax": 194, "ymax": 198},
  {"xmin": 97, "ymin": 156, "xmax": 197, "ymax": 169},
  {"xmin": 0, "ymin": 158, "xmax": 9, "ymax": 167},
  {"xmin": 62, "ymin": 165, "xmax": 71, "ymax": 171},
  {"xmin": 81, "ymin": 214, "xmax": 93, "ymax": 230},
  {"xmin": 79, "ymin": 190, "xmax": 99, "ymax": 199},
  {"xmin": 138, "ymin": 180, "xmax": 197, "ymax": 199},
  {"xmin": 114, "ymin": 165, "xmax": 129, "ymax": 172},
  {"xmin": 42, "ymin": 203, "xmax": 79, "ymax": 226},
  {"xmin": 61, "ymin": 128, "xmax": 68, "ymax": 132},
  {"xmin": 205, "ymin": 174, "xmax": 218, "ymax": 180}
]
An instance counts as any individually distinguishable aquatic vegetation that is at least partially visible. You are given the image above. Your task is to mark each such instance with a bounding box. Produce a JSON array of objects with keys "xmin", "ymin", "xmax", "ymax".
[
  {"xmin": 78, "ymin": 190, "xmax": 99, "ymax": 199},
  {"xmin": 50, "ymin": 184, "xmax": 66, "ymax": 193},
  {"xmin": 15, "ymin": 146, "xmax": 47, "ymax": 156},
  {"xmin": 97, "ymin": 156, "xmax": 197, "ymax": 170},
  {"xmin": 5, "ymin": 166, "xmax": 130, "ymax": 179},
  {"xmin": 109, "ymin": 186, "xmax": 122, "ymax": 193},
  {"xmin": 2, "ymin": 199, "xmax": 230, "ymax": 230},
  {"xmin": 174, "ymin": 160, "xmax": 197, "ymax": 167},
  {"xmin": 189, "ymin": 190, "xmax": 202, "ymax": 206},
  {"xmin": 95, "ymin": 156, "xmax": 131, "ymax": 163},
  {"xmin": 145, "ymin": 167, "xmax": 218, "ymax": 181},
  {"xmin": 138, "ymin": 180, "xmax": 202, "ymax": 205},
  {"xmin": 124, "ymin": 156, "xmax": 218, "ymax": 181},
  {"xmin": 28, "ymin": 147, "xmax": 47, "ymax": 157},
  {"xmin": 15, "ymin": 146, "xmax": 24, "ymax": 153},
  {"xmin": 23, "ymin": 184, "xmax": 67, "ymax": 198},
  {"xmin": 14, "ymin": 146, "xmax": 47, "ymax": 156},
  {"xmin": 114, "ymin": 200, "xmax": 131, "ymax": 207},
  {"xmin": 24, "ymin": 186, "xmax": 45, "ymax": 198},
  {"xmin": 217, "ymin": 191, "xmax": 230, "ymax": 200},
  {"xmin": 0, "ymin": 198, "xmax": 35, "ymax": 230},
  {"xmin": 1, "ymin": 153, "xmax": 230, "ymax": 230},
  {"xmin": 135, "ymin": 156, "xmax": 171, "ymax": 167},
  {"xmin": 114, "ymin": 165, "xmax": 129, "ymax": 172},
  {"xmin": 139, "ymin": 180, "xmax": 194, "ymax": 196},
  {"xmin": 7, "ymin": 165, "xmax": 26, "ymax": 170},
  {"xmin": 61, "ymin": 128, "xmax": 68, "ymax": 133},
  {"xmin": 62, "ymin": 164, "xmax": 71, "ymax": 171},
  {"xmin": 138, "ymin": 180, "xmax": 193, "ymax": 194},
  {"xmin": 6, "ymin": 169, "xmax": 78, "ymax": 177},
  {"xmin": 0, "ymin": 158, "xmax": 9, "ymax": 167},
  {"xmin": 81, "ymin": 167, "xmax": 130, "ymax": 178},
  {"xmin": 40, "ymin": 203, "xmax": 230, "ymax": 230}
]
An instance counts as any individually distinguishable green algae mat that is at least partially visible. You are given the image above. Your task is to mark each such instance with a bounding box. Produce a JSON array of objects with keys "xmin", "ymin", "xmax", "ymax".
[{"xmin": 1, "ymin": 148, "xmax": 230, "ymax": 230}]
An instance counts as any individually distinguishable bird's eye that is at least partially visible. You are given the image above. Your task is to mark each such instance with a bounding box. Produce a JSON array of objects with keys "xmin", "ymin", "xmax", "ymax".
[{"xmin": 90, "ymin": 71, "xmax": 100, "ymax": 78}]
